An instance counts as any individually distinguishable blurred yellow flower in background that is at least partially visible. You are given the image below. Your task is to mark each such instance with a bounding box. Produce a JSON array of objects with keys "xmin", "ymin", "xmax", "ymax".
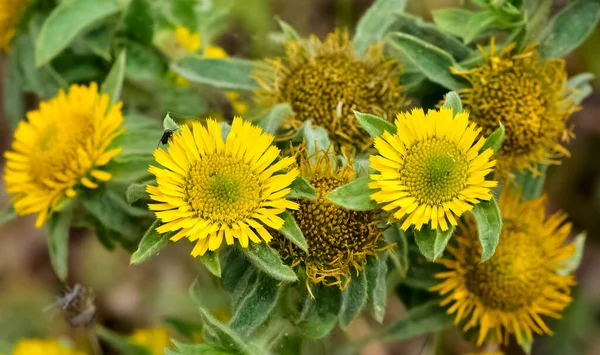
[
  {"xmin": 129, "ymin": 328, "xmax": 171, "ymax": 355},
  {"xmin": 369, "ymin": 108, "xmax": 497, "ymax": 231},
  {"xmin": 10, "ymin": 339, "xmax": 85, "ymax": 355},
  {"xmin": 431, "ymin": 187, "xmax": 576, "ymax": 345},
  {"xmin": 147, "ymin": 117, "xmax": 299, "ymax": 256},
  {"xmin": 3, "ymin": 83, "xmax": 124, "ymax": 227},
  {"xmin": 175, "ymin": 26, "xmax": 201, "ymax": 52},
  {"xmin": 0, "ymin": 0, "xmax": 28, "ymax": 50},
  {"xmin": 453, "ymin": 40, "xmax": 578, "ymax": 179}
]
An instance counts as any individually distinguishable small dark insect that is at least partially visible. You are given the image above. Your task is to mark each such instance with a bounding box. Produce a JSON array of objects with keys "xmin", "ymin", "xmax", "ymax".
[
  {"xmin": 57, "ymin": 284, "xmax": 97, "ymax": 328},
  {"xmin": 159, "ymin": 129, "xmax": 175, "ymax": 147}
]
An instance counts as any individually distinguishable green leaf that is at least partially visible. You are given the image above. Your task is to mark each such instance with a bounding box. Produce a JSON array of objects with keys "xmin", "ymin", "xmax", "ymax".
[
  {"xmin": 130, "ymin": 220, "xmax": 171, "ymax": 264},
  {"xmin": 197, "ymin": 307, "xmax": 253, "ymax": 355},
  {"xmin": 2, "ymin": 51, "xmax": 25, "ymax": 131},
  {"xmin": 122, "ymin": 39, "xmax": 166, "ymax": 82},
  {"xmin": 276, "ymin": 16, "xmax": 301, "ymax": 41},
  {"xmin": 163, "ymin": 112, "xmax": 181, "ymax": 132},
  {"xmin": 0, "ymin": 204, "xmax": 18, "ymax": 225},
  {"xmin": 163, "ymin": 317, "xmax": 203, "ymax": 339},
  {"xmin": 126, "ymin": 181, "xmax": 152, "ymax": 204},
  {"xmin": 472, "ymin": 198, "xmax": 503, "ymax": 262},
  {"xmin": 414, "ymin": 226, "xmax": 455, "ymax": 261},
  {"xmin": 353, "ymin": 0, "xmax": 407, "ymax": 56},
  {"xmin": 540, "ymin": 0, "xmax": 600, "ymax": 59},
  {"xmin": 297, "ymin": 284, "xmax": 341, "ymax": 339},
  {"xmin": 240, "ymin": 242, "xmax": 298, "ymax": 282},
  {"xmin": 366, "ymin": 253, "xmax": 388, "ymax": 323},
  {"xmin": 326, "ymin": 176, "xmax": 378, "ymax": 211},
  {"xmin": 295, "ymin": 120, "xmax": 331, "ymax": 156},
  {"xmin": 45, "ymin": 207, "xmax": 73, "ymax": 281},
  {"xmin": 567, "ymin": 72, "xmax": 595, "ymax": 105},
  {"xmin": 558, "ymin": 232, "xmax": 586, "ymax": 276},
  {"xmin": 354, "ymin": 110, "xmax": 396, "ymax": 138},
  {"xmin": 171, "ymin": 57, "xmax": 258, "ymax": 91},
  {"xmin": 169, "ymin": 0, "xmax": 197, "ymax": 30},
  {"xmin": 221, "ymin": 250, "xmax": 255, "ymax": 295},
  {"xmin": 170, "ymin": 340, "xmax": 231, "ymax": 355},
  {"xmin": 441, "ymin": 91, "xmax": 462, "ymax": 117},
  {"xmin": 96, "ymin": 325, "xmax": 152, "ymax": 355},
  {"xmin": 260, "ymin": 103, "xmax": 292, "ymax": 134},
  {"xmin": 200, "ymin": 251, "xmax": 222, "ymax": 278},
  {"xmin": 35, "ymin": 0, "xmax": 120, "ymax": 67},
  {"xmin": 229, "ymin": 273, "xmax": 282, "ymax": 337},
  {"xmin": 374, "ymin": 301, "xmax": 451, "ymax": 342},
  {"xmin": 433, "ymin": 9, "xmax": 497, "ymax": 44},
  {"xmin": 386, "ymin": 32, "xmax": 467, "ymax": 90},
  {"xmin": 124, "ymin": 0, "xmax": 154, "ymax": 45},
  {"xmin": 101, "ymin": 50, "xmax": 126, "ymax": 105},
  {"xmin": 480, "ymin": 122, "xmax": 505, "ymax": 154},
  {"xmin": 339, "ymin": 269, "xmax": 368, "ymax": 329},
  {"xmin": 288, "ymin": 176, "xmax": 317, "ymax": 200},
  {"xmin": 104, "ymin": 157, "xmax": 155, "ymax": 182},
  {"xmin": 279, "ymin": 211, "xmax": 308, "ymax": 252},
  {"xmin": 514, "ymin": 164, "xmax": 547, "ymax": 200}
]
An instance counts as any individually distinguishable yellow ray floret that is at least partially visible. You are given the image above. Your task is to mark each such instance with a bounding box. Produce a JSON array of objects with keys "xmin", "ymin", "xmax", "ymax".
[
  {"xmin": 369, "ymin": 108, "xmax": 497, "ymax": 231},
  {"xmin": 430, "ymin": 187, "xmax": 576, "ymax": 346},
  {"xmin": 3, "ymin": 83, "xmax": 124, "ymax": 227},
  {"xmin": 147, "ymin": 117, "xmax": 299, "ymax": 256}
]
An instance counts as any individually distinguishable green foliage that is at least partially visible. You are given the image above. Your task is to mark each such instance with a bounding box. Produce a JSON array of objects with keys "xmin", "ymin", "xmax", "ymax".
[
  {"xmin": 125, "ymin": 181, "xmax": 152, "ymax": 204},
  {"xmin": 288, "ymin": 176, "xmax": 317, "ymax": 201},
  {"xmin": 130, "ymin": 220, "xmax": 171, "ymax": 265},
  {"xmin": 96, "ymin": 325, "xmax": 152, "ymax": 355},
  {"xmin": 124, "ymin": 0, "xmax": 154, "ymax": 46},
  {"xmin": 441, "ymin": 91, "xmax": 462, "ymax": 116},
  {"xmin": 514, "ymin": 164, "xmax": 548, "ymax": 200},
  {"xmin": 0, "ymin": 204, "xmax": 17, "ymax": 226},
  {"xmin": 240, "ymin": 243, "xmax": 297, "ymax": 282},
  {"xmin": 171, "ymin": 58, "xmax": 258, "ymax": 91},
  {"xmin": 433, "ymin": 8, "xmax": 497, "ymax": 44},
  {"xmin": 2, "ymin": 52, "xmax": 25, "ymax": 131},
  {"xmin": 197, "ymin": 307, "xmax": 254, "ymax": 355},
  {"xmin": 296, "ymin": 284, "xmax": 341, "ymax": 339},
  {"xmin": 45, "ymin": 206, "xmax": 73, "ymax": 280},
  {"xmin": 353, "ymin": 0, "xmax": 407, "ymax": 56},
  {"xmin": 260, "ymin": 103, "xmax": 292, "ymax": 134},
  {"xmin": 354, "ymin": 110, "xmax": 397, "ymax": 138},
  {"xmin": 366, "ymin": 252, "xmax": 388, "ymax": 323},
  {"xmin": 326, "ymin": 176, "xmax": 378, "ymax": 211},
  {"xmin": 472, "ymin": 198, "xmax": 503, "ymax": 262},
  {"xmin": 169, "ymin": 340, "xmax": 232, "ymax": 355},
  {"xmin": 558, "ymin": 233, "xmax": 586, "ymax": 276},
  {"xmin": 414, "ymin": 226, "xmax": 455, "ymax": 261},
  {"xmin": 480, "ymin": 122, "xmax": 506, "ymax": 154},
  {"xmin": 339, "ymin": 270, "xmax": 368, "ymax": 329},
  {"xmin": 275, "ymin": 16, "xmax": 301, "ymax": 41},
  {"xmin": 101, "ymin": 50, "xmax": 127, "ymax": 105},
  {"xmin": 200, "ymin": 251, "xmax": 222, "ymax": 278},
  {"xmin": 567, "ymin": 72, "xmax": 595, "ymax": 105},
  {"xmin": 279, "ymin": 211, "xmax": 308, "ymax": 252},
  {"xmin": 295, "ymin": 120, "xmax": 331, "ymax": 156}
]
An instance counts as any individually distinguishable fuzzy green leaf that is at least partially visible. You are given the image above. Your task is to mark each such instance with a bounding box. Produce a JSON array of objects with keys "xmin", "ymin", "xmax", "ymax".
[
  {"xmin": 353, "ymin": 0, "xmax": 407, "ymax": 56},
  {"xmin": 433, "ymin": 8, "xmax": 497, "ymax": 44},
  {"xmin": 480, "ymin": 122, "xmax": 505, "ymax": 154},
  {"xmin": 35, "ymin": 0, "xmax": 120, "ymax": 67},
  {"xmin": 297, "ymin": 284, "xmax": 341, "ymax": 339},
  {"xmin": 374, "ymin": 301, "xmax": 451, "ymax": 342},
  {"xmin": 45, "ymin": 207, "xmax": 73, "ymax": 281},
  {"xmin": 130, "ymin": 220, "xmax": 170, "ymax": 264},
  {"xmin": 200, "ymin": 251, "xmax": 222, "ymax": 278},
  {"xmin": 326, "ymin": 176, "xmax": 378, "ymax": 211},
  {"xmin": 558, "ymin": 232, "xmax": 586, "ymax": 276},
  {"xmin": 472, "ymin": 198, "xmax": 502, "ymax": 262},
  {"xmin": 2, "ymin": 50, "xmax": 25, "ymax": 131},
  {"xmin": 171, "ymin": 57, "xmax": 257, "ymax": 91},
  {"xmin": 261, "ymin": 103, "xmax": 292, "ymax": 134},
  {"xmin": 276, "ymin": 16, "xmax": 301, "ymax": 41},
  {"xmin": 339, "ymin": 270, "xmax": 368, "ymax": 329},
  {"xmin": 540, "ymin": 0, "xmax": 600, "ymax": 59},
  {"xmin": 163, "ymin": 113, "xmax": 181, "ymax": 132},
  {"xmin": 162, "ymin": 317, "xmax": 203, "ymax": 339},
  {"xmin": 354, "ymin": 110, "xmax": 397, "ymax": 138},
  {"xmin": 387, "ymin": 32, "xmax": 467, "ymax": 90},
  {"xmin": 567, "ymin": 72, "xmax": 595, "ymax": 105},
  {"xmin": 366, "ymin": 253, "xmax": 388, "ymax": 323},
  {"xmin": 229, "ymin": 273, "xmax": 282, "ymax": 337},
  {"xmin": 0, "ymin": 204, "xmax": 18, "ymax": 225},
  {"xmin": 280, "ymin": 211, "xmax": 308, "ymax": 252},
  {"xmin": 514, "ymin": 164, "xmax": 547, "ymax": 200},
  {"xmin": 296, "ymin": 120, "xmax": 331, "ymax": 156},
  {"xmin": 288, "ymin": 176, "xmax": 317, "ymax": 201},
  {"xmin": 197, "ymin": 307, "xmax": 253, "ymax": 355},
  {"xmin": 441, "ymin": 91, "xmax": 462, "ymax": 117},
  {"xmin": 414, "ymin": 226, "xmax": 455, "ymax": 261},
  {"xmin": 101, "ymin": 50, "xmax": 126, "ymax": 105},
  {"xmin": 124, "ymin": 0, "xmax": 154, "ymax": 45},
  {"xmin": 126, "ymin": 181, "xmax": 152, "ymax": 204},
  {"xmin": 170, "ymin": 340, "xmax": 231, "ymax": 355},
  {"xmin": 240, "ymin": 243, "xmax": 297, "ymax": 282},
  {"xmin": 96, "ymin": 325, "xmax": 152, "ymax": 355}
]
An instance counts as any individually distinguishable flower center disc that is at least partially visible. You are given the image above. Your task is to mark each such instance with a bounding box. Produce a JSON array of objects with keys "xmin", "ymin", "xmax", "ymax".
[
  {"xmin": 401, "ymin": 138, "xmax": 469, "ymax": 205},
  {"xmin": 185, "ymin": 155, "xmax": 261, "ymax": 224},
  {"xmin": 465, "ymin": 223, "xmax": 549, "ymax": 311}
]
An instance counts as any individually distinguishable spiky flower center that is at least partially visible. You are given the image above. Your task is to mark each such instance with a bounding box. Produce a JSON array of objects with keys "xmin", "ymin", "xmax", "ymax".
[
  {"xmin": 401, "ymin": 139, "xmax": 469, "ymax": 205},
  {"xmin": 185, "ymin": 155, "xmax": 261, "ymax": 224},
  {"xmin": 464, "ymin": 221, "xmax": 548, "ymax": 311}
]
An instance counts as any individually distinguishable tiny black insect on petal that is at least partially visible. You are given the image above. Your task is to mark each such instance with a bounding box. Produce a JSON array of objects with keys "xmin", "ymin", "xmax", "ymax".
[{"xmin": 159, "ymin": 129, "xmax": 175, "ymax": 146}]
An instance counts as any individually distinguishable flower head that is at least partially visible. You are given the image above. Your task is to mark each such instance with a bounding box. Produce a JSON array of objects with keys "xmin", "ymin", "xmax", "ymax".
[
  {"xmin": 147, "ymin": 117, "xmax": 299, "ymax": 256},
  {"xmin": 369, "ymin": 108, "xmax": 497, "ymax": 231},
  {"xmin": 11, "ymin": 339, "xmax": 84, "ymax": 355},
  {"xmin": 453, "ymin": 40, "xmax": 578, "ymax": 178},
  {"xmin": 129, "ymin": 328, "xmax": 171, "ymax": 355},
  {"xmin": 176, "ymin": 26, "xmax": 201, "ymax": 51},
  {"xmin": 430, "ymin": 188, "xmax": 576, "ymax": 345},
  {"xmin": 272, "ymin": 149, "xmax": 386, "ymax": 289},
  {"xmin": 254, "ymin": 29, "xmax": 405, "ymax": 151},
  {"xmin": 3, "ymin": 83, "xmax": 124, "ymax": 227},
  {"xmin": 0, "ymin": 0, "xmax": 28, "ymax": 50}
]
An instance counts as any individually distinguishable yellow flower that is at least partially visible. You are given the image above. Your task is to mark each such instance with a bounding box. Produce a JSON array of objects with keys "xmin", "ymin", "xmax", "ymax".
[
  {"xmin": 271, "ymin": 148, "xmax": 387, "ymax": 289},
  {"xmin": 204, "ymin": 45, "xmax": 228, "ymax": 59},
  {"xmin": 254, "ymin": 29, "xmax": 406, "ymax": 152},
  {"xmin": 369, "ymin": 108, "xmax": 497, "ymax": 231},
  {"xmin": 11, "ymin": 339, "xmax": 85, "ymax": 355},
  {"xmin": 430, "ymin": 187, "xmax": 576, "ymax": 346},
  {"xmin": 3, "ymin": 83, "xmax": 124, "ymax": 227},
  {"xmin": 453, "ymin": 40, "xmax": 578, "ymax": 179},
  {"xmin": 147, "ymin": 117, "xmax": 299, "ymax": 256},
  {"xmin": 175, "ymin": 26, "xmax": 200, "ymax": 51},
  {"xmin": 129, "ymin": 328, "xmax": 171, "ymax": 355},
  {"xmin": 0, "ymin": 0, "xmax": 28, "ymax": 50}
]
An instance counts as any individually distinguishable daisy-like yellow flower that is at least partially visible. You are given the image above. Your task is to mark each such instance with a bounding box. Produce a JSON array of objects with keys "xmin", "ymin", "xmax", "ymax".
[
  {"xmin": 272, "ymin": 148, "xmax": 387, "ymax": 289},
  {"xmin": 147, "ymin": 117, "xmax": 299, "ymax": 256},
  {"xmin": 129, "ymin": 328, "xmax": 171, "ymax": 355},
  {"xmin": 453, "ymin": 40, "xmax": 578, "ymax": 178},
  {"xmin": 0, "ymin": 0, "xmax": 28, "ymax": 50},
  {"xmin": 3, "ymin": 83, "xmax": 124, "ymax": 227},
  {"xmin": 10, "ymin": 339, "xmax": 85, "ymax": 355},
  {"xmin": 369, "ymin": 108, "xmax": 497, "ymax": 231},
  {"xmin": 254, "ymin": 29, "xmax": 405, "ymax": 151},
  {"xmin": 430, "ymin": 187, "xmax": 576, "ymax": 346}
]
